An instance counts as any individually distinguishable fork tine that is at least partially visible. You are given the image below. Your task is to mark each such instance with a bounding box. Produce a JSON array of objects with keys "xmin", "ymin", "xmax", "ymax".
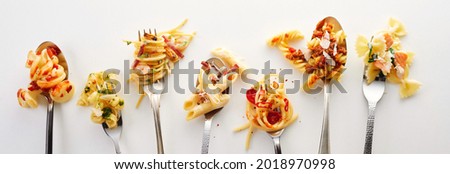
[
  {"xmin": 154, "ymin": 29, "xmax": 157, "ymax": 36},
  {"xmin": 149, "ymin": 28, "xmax": 151, "ymax": 34},
  {"xmin": 138, "ymin": 30, "xmax": 141, "ymax": 41}
]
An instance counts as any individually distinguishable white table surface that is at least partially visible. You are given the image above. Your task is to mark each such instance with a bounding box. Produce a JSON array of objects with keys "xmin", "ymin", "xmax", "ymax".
[{"xmin": 1, "ymin": 0, "xmax": 449, "ymax": 154}]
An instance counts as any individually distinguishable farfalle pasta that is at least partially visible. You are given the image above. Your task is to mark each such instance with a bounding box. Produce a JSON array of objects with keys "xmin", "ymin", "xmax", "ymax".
[
  {"xmin": 78, "ymin": 71, "xmax": 124, "ymax": 129},
  {"xmin": 17, "ymin": 47, "xmax": 74, "ymax": 108},
  {"xmin": 184, "ymin": 48, "xmax": 244, "ymax": 121},
  {"xmin": 235, "ymin": 75, "xmax": 298, "ymax": 149},
  {"xmin": 126, "ymin": 19, "xmax": 195, "ymax": 108},
  {"xmin": 269, "ymin": 23, "xmax": 347, "ymax": 90},
  {"xmin": 356, "ymin": 18, "xmax": 421, "ymax": 98}
]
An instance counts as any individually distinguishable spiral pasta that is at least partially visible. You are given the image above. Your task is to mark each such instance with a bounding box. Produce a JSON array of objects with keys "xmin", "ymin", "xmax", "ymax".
[
  {"xmin": 235, "ymin": 75, "xmax": 298, "ymax": 150},
  {"xmin": 355, "ymin": 18, "xmax": 421, "ymax": 98},
  {"xmin": 17, "ymin": 47, "xmax": 74, "ymax": 108},
  {"xmin": 78, "ymin": 71, "xmax": 124, "ymax": 129},
  {"xmin": 126, "ymin": 19, "xmax": 195, "ymax": 108},
  {"xmin": 184, "ymin": 48, "xmax": 243, "ymax": 121},
  {"xmin": 269, "ymin": 23, "xmax": 347, "ymax": 90}
]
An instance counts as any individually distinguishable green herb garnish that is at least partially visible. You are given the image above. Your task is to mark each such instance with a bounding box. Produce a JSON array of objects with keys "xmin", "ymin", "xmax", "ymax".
[
  {"xmin": 368, "ymin": 54, "xmax": 377, "ymax": 63},
  {"xmin": 101, "ymin": 107, "xmax": 113, "ymax": 118},
  {"xmin": 84, "ymin": 86, "xmax": 90, "ymax": 93},
  {"xmin": 119, "ymin": 100, "xmax": 124, "ymax": 106},
  {"xmin": 125, "ymin": 41, "xmax": 132, "ymax": 45}
]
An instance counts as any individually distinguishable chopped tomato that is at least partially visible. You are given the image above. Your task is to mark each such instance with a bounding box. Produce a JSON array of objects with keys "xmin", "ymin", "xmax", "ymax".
[
  {"xmin": 28, "ymin": 81, "xmax": 40, "ymax": 91},
  {"xmin": 283, "ymin": 98, "xmax": 289, "ymax": 112},
  {"xmin": 246, "ymin": 88, "xmax": 257, "ymax": 105},
  {"xmin": 132, "ymin": 60, "xmax": 140, "ymax": 69},
  {"xmin": 288, "ymin": 47, "xmax": 296, "ymax": 53},
  {"xmin": 271, "ymin": 37, "xmax": 279, "ymax": 43},
  {"xmin": 137, "ymin": 44, "xmax": 145, "ymax": 57},
  {"xmin": 267, "ymin": 110, "xmax": 281, "ymax": 125},
  {"xmin": 66, "ymin": 85, "xmax": 73, "ymax": 93}
]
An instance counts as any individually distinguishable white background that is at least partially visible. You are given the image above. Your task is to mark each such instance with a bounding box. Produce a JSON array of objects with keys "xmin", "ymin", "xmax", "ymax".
[{"xmin": 1, "ymin": 0, "xmax": 449, "ymax": 154}]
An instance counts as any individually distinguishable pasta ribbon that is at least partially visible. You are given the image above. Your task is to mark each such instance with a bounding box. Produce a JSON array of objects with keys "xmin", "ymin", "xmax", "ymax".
[{"xmin": 17, "ymin": 47, "xmax": 74, "ymax": 108}]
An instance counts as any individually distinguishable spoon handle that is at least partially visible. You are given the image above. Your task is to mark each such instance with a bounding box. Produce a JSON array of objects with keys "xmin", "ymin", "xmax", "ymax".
[
  {"xmin": 319, "ymin": 82, "xmax": 331, "ymax": 154},
  {"xmin": 201, "ymin": 117, "xmax": 213, "ymax": 154},
  {"xmin": 45, "ymin": 98, "xmax": 54, "ymax": 154},
  {"xmin": 272, "ymin": 136, "xmax": 282, "ymax": 154}
]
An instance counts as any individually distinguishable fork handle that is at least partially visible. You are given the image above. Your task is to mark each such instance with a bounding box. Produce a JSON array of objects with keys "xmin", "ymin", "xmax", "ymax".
[
  {"xmin": 150, "ymin": 94, "xmax": 164, "ymax": 154},
  {"xmin": 45, "ymin": 98, "xmax": 54, "ymax": 154},
  {"xmin": 272, "ymin": 136, "xmax": 282, "ymax": 154},
  {"xmin": 364, "ymin": 104, "xmax": 377, "ymax": 154},
  {"xmin": 201, "ymin": 117, "xmax": 213, "ymax": 154}
]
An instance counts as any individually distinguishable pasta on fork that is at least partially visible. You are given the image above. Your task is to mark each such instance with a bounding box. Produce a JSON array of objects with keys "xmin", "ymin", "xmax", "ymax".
[
  {"xmin": 184, "ymin": 48, "xmax": 245, "ymax": 120},
  {"xmin": 235, "ymin": 75, "xmax": 298, "ymax": 150},
  {"xmin": 125, "ymin": 19, "xmax": 195, "ymax": 108}
]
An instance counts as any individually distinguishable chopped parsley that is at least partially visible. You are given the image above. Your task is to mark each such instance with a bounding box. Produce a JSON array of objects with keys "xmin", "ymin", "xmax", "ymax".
[
  {"xmin": 98, "ymin": 88, "xmax": 114, "ymax": 94},
  {"xmin": 368, "ymin": 54, "xmax": 377, "ymax": 63},
  {"xmin": 119, "ymin": 100, "xmax": 124, "ymax": 106},
  {"xmin": 101, "ymin": 107, "xmax": 113, "ymax": 118},
  {"xmin": 125, "ymin": 41, "xmax": 132, "ymax": 45},
  {"xmin": 84, "ymin": 86, "xmax": 90, "ymax": 93}
]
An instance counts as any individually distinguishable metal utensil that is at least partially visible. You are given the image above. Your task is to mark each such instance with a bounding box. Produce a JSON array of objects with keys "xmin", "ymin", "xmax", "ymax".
[
  {"xmin": 138, "ymin": 29, "xmax": 166, "ymax": 154},
  {"xmin": 200, "ymin": 58, "xmax": 230, "ymax": 154},
  {"xmin": 362, "ymin": 69, "xmax": 386, "ymax": 154},
  {"xmin": 268, "ymin": 129, "xmax": 285, "ymax": 154},
  {"xmin": 315, "ymin": 17, "xmax": 347, "ymax": 154},
  {"xmin": 36, "ymin": 42, "xmax": 68, "ymax": 154},
  {"xmin": 102, "ymin": 112, "xmax": 123, "ymax": 154}
]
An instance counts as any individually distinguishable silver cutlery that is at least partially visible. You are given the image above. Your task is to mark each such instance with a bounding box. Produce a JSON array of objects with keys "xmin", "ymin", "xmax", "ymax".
[
  {"xmin": 362, "ymin": 69, "xmax": 386, "ymax": 154},
  {"xmin": 267, "ymin": 129, "xmax": 284, "ymax": 154},
  {"xmin": 137, "ymin": 29, "xmax": 166, "ymax": 154},
  {"xmin": 200, "ymin": 58, "xmax": 229, "ymax": 154},
  {"xmin": 36, "ymin": 42, "xmax": 69, "ymax": 154},
  {"xmin": 143, "ymin": 77, "xmax": 166, "ymax": 154},
  {"xmin": 102, "ymin": 113, "xmax": 123, "ymax": 154},
  {"xmin": 315, "ymin": 17, "xmax": 347, "ymax": 154}
]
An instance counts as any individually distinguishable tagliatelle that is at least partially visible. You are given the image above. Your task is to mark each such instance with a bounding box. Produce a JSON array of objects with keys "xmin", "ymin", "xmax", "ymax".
[
  {"xmin": 78, "ymin": 71, "xmax": 124, "ymax": 129},
  {"xmin": 184, "ymin": 48, "xmax": 244, "ymax": 120},
  {"xmin": 17, "ymin": 47, "xmax": 74, "ymax": 108},
  {"xmin": 356, "ymin": 18, "xmax": 421, "ymax": 98},
  {"xmin": 126, "ymin": 19, "xmax": 195, "ymax": 108},
  {"xmin": 268, "ymin": 22, "xmax": 347, "ymax": 90},
  {"xmin": 235, "ymin": 75, "xmax": 298, "ymax": 150}
]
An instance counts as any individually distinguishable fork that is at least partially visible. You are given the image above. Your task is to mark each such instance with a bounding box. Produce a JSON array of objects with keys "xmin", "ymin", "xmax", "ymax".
[
  {"xmin": 267, "ymin": 129, "xmax": 284, "ymax": 154},
  {"xmin": 102, "ymin": 113, "xmax": 123, "ymax": 154},
  {"xmin": 362, "ymin": 69, "xmax": 386, "ymax": 154},
  {"xmin": 139, "ymin": 29, "xmax": 166, "ymax": 154},
  {"xmin": 200, "ymin": 58, "xmax": 229, "ymax": 154}
]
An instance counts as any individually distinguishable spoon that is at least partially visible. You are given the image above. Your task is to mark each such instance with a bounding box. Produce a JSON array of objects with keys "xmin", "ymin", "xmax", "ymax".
[
  {"xmin": 36, "ymin": 41, "xmax": 68, "ymax": 154},
  {"xmin": 199, "ymin": 57, "xmax": 230, "ymax": 154},
  {"xmin": 314, "ymin": 17, "xmax": 347, "ymax": 154}
]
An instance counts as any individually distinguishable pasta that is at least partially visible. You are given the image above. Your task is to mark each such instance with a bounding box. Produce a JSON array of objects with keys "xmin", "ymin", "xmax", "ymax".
[
  {"xmin": 356, "ymin": 18, "xmax": 421, "ymax": 98},
  {"xmin": 235, "ymin": 75, "xmax": 298, "ymax": 149},
  {"xmin": 17, "ymin": 46, "xmax": 74, "ymax": 108},
  {"xmin": 126, "ymin": 19, "xmax": 195, "ymax": 108},
  {"xmin": 78, "ymin": 71, "xmax": 124, "ymax": 129},
  {"xmin": 268, "ymin": 23, "xmax": 347, "ymax": 90},
  {"xmin": 184, "ymin": 48, "xmax": 243, "ymax": 120}
]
